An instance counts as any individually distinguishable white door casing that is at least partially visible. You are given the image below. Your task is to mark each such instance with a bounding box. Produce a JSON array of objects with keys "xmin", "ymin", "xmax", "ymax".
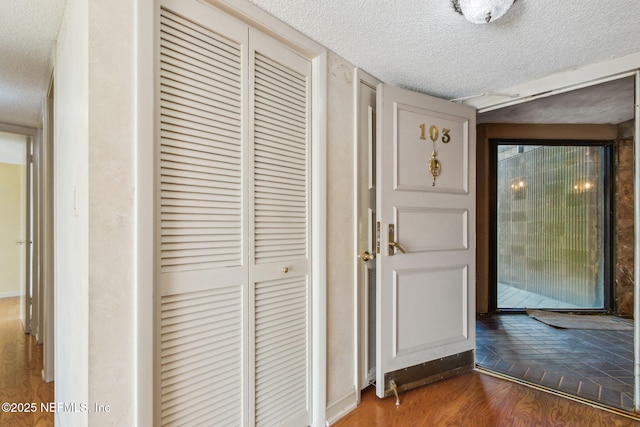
[
  {"xmin": 20, "ymin": 136, "xmax": 32, "ymax": 334},
  {"xmin": 375, "ymin": 83, "xmax": 476, "ymax": 397},
  {"xmin": 356, "ymin": 70, "xmax": 379, "ymax": 389}
]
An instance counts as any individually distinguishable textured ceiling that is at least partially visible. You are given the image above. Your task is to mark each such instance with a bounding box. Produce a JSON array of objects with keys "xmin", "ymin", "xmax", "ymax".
[
  {"xmin": 2, "ymin": 1, "xmax": 640, "ymax": 128},
  {"xmin": 0, "ymin": 0, "xmax": 67, "ymax": 127},
  {"xmin": 249, "ymin": 0, "xmax": 640, "ymax": 101}
]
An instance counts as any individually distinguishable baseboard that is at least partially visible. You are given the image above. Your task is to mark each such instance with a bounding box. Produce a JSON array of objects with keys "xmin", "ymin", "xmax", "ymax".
[
  {"xmin": 0, "ymin": 291, "xmax": 21, "ymax": 299},
  {"xmin": 325, "ymin": 388, "xmax": 358, "ymax": 426}
]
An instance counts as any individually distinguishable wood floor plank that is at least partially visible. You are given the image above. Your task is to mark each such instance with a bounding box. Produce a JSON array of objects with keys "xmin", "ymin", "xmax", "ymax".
[
  {"xmin": 0, "ymin": 297, "xmax": 54, "ymax": 427},
  {"xmin": 333, "ymin": 371, "xmax": 640, "ymax": 426}
]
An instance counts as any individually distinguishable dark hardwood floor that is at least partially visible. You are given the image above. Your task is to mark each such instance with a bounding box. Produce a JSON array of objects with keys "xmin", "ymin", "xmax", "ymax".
[
  {"xmin": 0, "ymin": 297, "xmax": 54, "ymax": 427},
  {"xmin": 333, "ymin": 371, "xmax": 640, "ymax": 426}
]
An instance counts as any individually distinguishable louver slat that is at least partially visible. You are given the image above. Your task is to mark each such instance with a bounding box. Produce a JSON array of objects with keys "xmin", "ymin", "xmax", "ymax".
[
  {"xmin": 160, "ymin": 286, "xmax": 242, "ymax": 427},
  {"xmin": 159, "ymin": 7, "xmax": 244, "ymax": 427},
  {"xmin": 160, "ymin": 7, "xmax": 242, "ymax": 273},
  {"xmin": 253, "ymin": 52, "xmax": 308, "ymax": 264},
  {"xmin": 254, "ymin": 277, "xmax": 309, "ymax": 427}
]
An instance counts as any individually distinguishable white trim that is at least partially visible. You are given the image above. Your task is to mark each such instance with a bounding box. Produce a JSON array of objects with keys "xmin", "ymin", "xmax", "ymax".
[
  {"xmin": 465, "ymin": 52, "xmax": 640, "ymax": 113},
  {"xmin": 41, "ymin": 72, "xmax": 54, "ymax": 383},
  {"xmin": 353, "ymin": 68, "xmax": 380, "ymax": 399},
  {"xmin": 0, "ymin": 291, "xmax": 22, "ymax": 299},
  {"xmin": 21, "ymin": 135, "xmax": 33, "ymax": 335},
  {"xmin": 136, "ymin": 1, "xmax": 154, "ymax": 426},
  {"xmin": 0, "ymin": 123, "xmax": 38, "ymax": 137},
  {"xmin": 634, "ymin": 70, "xmax": 640, "ymax": 412},
  {"xmin": 311, "ymin": 50, "xmax": 328, "ymax": 427},
  {"xmin": 325, "ymin": 388, "xmax": 359, "ymax": 426}
]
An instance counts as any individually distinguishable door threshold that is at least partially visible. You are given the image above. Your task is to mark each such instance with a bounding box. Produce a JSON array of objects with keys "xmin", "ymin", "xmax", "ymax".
[
  {"xmin": 474, "ymin": 366, "xmax": 640, "ymax": 421},
  {"xmin": 491, "ymin": 308, "xmax": 611, "ymax": 314}
]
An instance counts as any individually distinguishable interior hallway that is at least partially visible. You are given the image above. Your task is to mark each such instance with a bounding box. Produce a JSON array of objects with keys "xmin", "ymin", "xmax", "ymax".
[{"xmin": 0, "ymin": 297, "xmax": 53, "ymax": 426}]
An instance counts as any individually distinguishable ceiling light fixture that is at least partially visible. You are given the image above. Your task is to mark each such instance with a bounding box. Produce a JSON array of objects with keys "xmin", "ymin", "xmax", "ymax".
[{"xmin": 452, "ymin": 0, "xmax": 516, "ymax": 24}]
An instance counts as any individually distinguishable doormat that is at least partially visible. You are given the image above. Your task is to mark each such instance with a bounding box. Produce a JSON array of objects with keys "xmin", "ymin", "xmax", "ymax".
[{"xmin": 525, "ymin": 309, "xmax": 633, "ymax": 331}]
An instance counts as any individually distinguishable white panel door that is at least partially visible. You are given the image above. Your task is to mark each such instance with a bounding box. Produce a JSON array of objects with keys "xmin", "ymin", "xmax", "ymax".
[{"xmin": 375, "ymin": 83, "xmax": 476, "ymax": 398}]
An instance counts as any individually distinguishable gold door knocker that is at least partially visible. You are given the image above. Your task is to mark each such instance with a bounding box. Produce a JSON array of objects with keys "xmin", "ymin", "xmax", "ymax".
[{"xmin": 428, "ymin": 151, "xmax": 441, "ymax": 186}]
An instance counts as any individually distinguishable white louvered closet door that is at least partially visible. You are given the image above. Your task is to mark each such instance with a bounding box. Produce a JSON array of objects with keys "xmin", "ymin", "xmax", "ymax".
[
  {"xmin": 250, "ymin": 31, "xmax": 312, "ymax": 427},
  {"xmin": 156, "ymin": 1, "xmax": 312, "ymax": 426},
  {"xmin": 157, "ymin": 2, "xmax": 248, "ymax": 426}
]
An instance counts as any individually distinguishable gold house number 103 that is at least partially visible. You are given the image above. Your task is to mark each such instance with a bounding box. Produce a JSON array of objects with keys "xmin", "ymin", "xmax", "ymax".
[{"xmin": 419, "ymin": 124, "xmax": 451, "ymax": 143}]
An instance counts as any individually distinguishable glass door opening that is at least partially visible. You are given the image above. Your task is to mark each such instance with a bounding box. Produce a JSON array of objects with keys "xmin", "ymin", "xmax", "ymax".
[{"xmin": 495, "ymin": 143, "xmax": 611, "ymax": 310}]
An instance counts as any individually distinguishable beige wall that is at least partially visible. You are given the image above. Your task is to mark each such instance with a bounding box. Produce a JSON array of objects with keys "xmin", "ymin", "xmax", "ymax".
[
  {"xmin": 0, "ymin": 162, "xmax": 23, "ymax": 296},
  {"xmin": 56, "ymin": 0, "xmax": 138, "ymax": 426},
  {"xmin": 87, "ymin": 0, "xmax": 136, "ymax": 424},
  {"xmin": 326, "ymin": 52, "xmax": 358, "ymax": 418}
]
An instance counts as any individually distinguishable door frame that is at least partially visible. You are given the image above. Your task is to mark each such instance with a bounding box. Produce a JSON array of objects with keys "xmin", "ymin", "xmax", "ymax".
[
  {"xmin": 0, "ymin": 121, "xmax": 52, "ymax": 382},
  {"xmin": 0, "ymin": 123, "xmax": 37, "ymax": 333},
  {"xmin": 137, "ymin": 1, "xmax": 327, "ymax": 425},
  {"xmin": 24, "ymin": 133, "xmax": 32, "ymax": 334},
  {"xmin": 488, "ymin": 138, "xmax": 615, "ymax": 312},
  {"xmin": 40, "ymin": 73, "xmax": 55, "ymax": 382},
  {"xmin": 354, "ymin": 68, "xmax": 381, "ymax": 394}
]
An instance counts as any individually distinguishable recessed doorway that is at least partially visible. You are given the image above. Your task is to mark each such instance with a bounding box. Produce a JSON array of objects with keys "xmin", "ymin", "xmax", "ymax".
[{"xmin": 476, "ymin": 75, "xmax": 637, "ymax": 413}]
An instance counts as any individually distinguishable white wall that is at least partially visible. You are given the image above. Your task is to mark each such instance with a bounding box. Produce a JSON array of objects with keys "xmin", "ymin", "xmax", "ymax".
[{"xmin": 54, "ymin": 0, "xmax": 89, "ymax": 425}]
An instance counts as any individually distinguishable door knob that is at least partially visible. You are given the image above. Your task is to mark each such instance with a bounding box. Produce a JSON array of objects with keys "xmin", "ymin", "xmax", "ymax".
[
  {"xmin": 360, "ymin": 251, "xmax": 376, "ymax": 261},
  {"xmin": 281, "ymin": 267, "xmax": 289, "ymax": 273}
]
